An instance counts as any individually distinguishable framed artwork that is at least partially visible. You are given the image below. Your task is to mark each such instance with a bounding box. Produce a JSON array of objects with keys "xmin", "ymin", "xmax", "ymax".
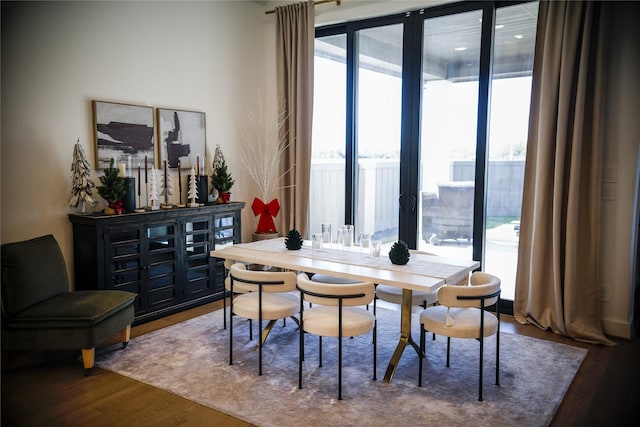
[
  {"xmin": 93, "ymin": 100, "xmax": 155, "ymax": 171},
  {"xmin": 157, "ymin": 108, "xmax": 206, "ymax": 170}
]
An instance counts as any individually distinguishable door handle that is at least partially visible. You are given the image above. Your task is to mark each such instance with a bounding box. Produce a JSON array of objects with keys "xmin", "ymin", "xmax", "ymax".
[
  {"xmin": 411, "ymin": 194, "xmax": 417, "ymax": 214},
  {"xmin": 399, "ymin": 193, "xmax": 406, "ymax": 214}
]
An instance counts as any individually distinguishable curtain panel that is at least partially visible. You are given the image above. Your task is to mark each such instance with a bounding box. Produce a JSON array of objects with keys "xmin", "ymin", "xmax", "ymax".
[
  {"xmin": 275, "ymin": 1, "xmax": 314, "ymax": 237},
  {"xmin": 514, "ymin": 0, "xmax": 614, "ymax": 345}
]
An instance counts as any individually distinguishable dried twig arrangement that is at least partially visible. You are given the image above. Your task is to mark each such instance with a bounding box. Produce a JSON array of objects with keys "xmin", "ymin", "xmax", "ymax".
[{"xmin": 239, "ymin": 108, "xmax": 294, "ymax": 202}]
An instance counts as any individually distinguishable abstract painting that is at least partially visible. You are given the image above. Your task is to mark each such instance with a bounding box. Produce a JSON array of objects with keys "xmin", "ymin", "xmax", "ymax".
[
  {"xmin": 157, "ymin": 108, "xmax": 206, "ymax": 170},
  {"xmin": 93, "ymin": 101, "xmax": 155, "ymax": 171}
]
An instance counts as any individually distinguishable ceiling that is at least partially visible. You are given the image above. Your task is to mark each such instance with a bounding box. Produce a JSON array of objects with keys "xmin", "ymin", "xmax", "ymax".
[{"xmin": 316, "ymin": 1, "xmax": 539, "ymax": 81}]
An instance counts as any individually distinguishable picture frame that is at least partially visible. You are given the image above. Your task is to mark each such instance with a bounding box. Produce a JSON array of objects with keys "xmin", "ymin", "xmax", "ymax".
[
  {"xmin": 93, "ymin": 100, "xmax": 155, "ymax": 171},
  {"xmin": 157, "ymin": 108, "xmax": 206, "ymax": 170}
]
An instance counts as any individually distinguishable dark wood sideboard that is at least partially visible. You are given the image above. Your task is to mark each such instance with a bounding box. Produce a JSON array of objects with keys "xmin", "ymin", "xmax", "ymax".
[{"xmin": 68, "ymin": 202, "xmax": 244, "ymax": 324}]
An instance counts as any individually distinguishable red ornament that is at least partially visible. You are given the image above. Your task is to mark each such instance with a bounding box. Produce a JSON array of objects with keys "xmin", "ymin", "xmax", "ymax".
[{"xmin": 109, "ymin": 200, "xmax": 125, "ymax": 214}]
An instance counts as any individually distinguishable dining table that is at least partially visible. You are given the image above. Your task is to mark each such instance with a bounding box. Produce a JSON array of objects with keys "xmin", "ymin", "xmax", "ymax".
[{"xmin": 210, "ymin": 237, "xmax": 479, "ymax": 383}]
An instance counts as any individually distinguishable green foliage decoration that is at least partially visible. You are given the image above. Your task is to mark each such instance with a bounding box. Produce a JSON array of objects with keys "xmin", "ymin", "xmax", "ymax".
[
  {"xmin": 285, "ymin": 229, "xmax": 304, "ymax": 250},
  {"xmin": 97, "ymin": 158, "xmax": 128, "ymax": 203},
  {"xmin": 388, "ymin": 240, "xmax": 410, "ymax": 265},
  {"xmin": 211, "ymin": 159, "xmax": 235, "ymax": 193}
]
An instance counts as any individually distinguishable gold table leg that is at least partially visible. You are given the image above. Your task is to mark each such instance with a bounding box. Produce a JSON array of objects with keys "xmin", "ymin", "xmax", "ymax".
[{"xmin": 383, "ymin": 288, "xmax": 422, "ymax": 383}]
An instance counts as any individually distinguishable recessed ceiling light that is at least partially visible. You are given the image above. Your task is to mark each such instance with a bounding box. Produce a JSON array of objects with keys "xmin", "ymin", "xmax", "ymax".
[
  {"xmin": 495, "ymin": 24, "xmax": 504, "ymax": 29},
  {"xmin": 454, "ymin": 47, "xmax": 467, "ymax": 51},
  {"xmin": 514, "ymin": 34, "xmax": 524, "ymax": 39}
]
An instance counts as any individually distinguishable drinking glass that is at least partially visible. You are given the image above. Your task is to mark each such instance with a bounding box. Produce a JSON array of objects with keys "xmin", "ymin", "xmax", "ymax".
[
  {"xmin": 312, "ymin": 233, "xmax": 322, "ymax": 249},
  {"xmin": 336, "ymin": 227, "xmax": 344, "ymax": 250},
  {"xmin": 343, "ymin": 225, "xmax": 354, "ymax": 248},
  {"xmin": 321, "ymin": 223, "xmax": 332, "ymax": 245},
  {"xmin": 360, "ymin": 232, "xmax": 371, "ymax": 250},
  {"xmin": 371, "ymin": 239, "xmax": 381, "ymax": 257}
]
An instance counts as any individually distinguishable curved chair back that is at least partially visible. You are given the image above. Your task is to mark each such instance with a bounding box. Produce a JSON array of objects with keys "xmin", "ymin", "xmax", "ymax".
[
  {"xmin": 438, "ymin": 272, "xmax": 500, "ymax": 309},
  {"xmin": 297, "ymin": 273, "xmax": 374, "ymax": 306},
  {"xmin": 229, "ymin": 263, "xmax": 296, "ymax": 293}
]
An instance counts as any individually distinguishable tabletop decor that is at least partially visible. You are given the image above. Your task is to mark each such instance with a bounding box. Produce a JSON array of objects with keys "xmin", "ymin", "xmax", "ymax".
[
  {"xmin": 97, "ymin": 158, "xmax": 128, "ymax": 214},
  {"xmin": 388, "ymin": 240, "xmax": 410, "ymax": 265},
  {"xmin": 285, "ymin": 229, "xmax": 303, "ymax": 250},
  {"xmin": 69, "ymin": 138, "xmax": 99, "ymax": 212},
  {"xmin": 211, "ymin": 146, "xmax": 234, "ymax": 203},
  {"xmin": 160, "ymin": 159, "xmax": 173, "ymax": 209},
  {"xmin": 188, "ymin": 167, "xmax": 200, "ymax": 207},
  {"xmin": 240, "ymin": 107, "xmax": 291, "ymax": 236}
]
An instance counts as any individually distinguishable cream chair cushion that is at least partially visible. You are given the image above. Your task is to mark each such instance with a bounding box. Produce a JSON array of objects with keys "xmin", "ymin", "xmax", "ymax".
[
  {"xmin": 420, "ymin": 306, "xmax": 498, "ymax": 339},
  {"xmin": 297, "ymin": 273, "xmax": 375, "ymax": 337},
  {"xmin": 375, "ymin": 284, "xmax": 438, "ymax": 306},
  {"xmin": 420, "ymin": 273, "xmax": 501, "ymax": 339},
  {"xmin": 229, "ymin": 264, "xmax": 299, "ymax": 321}
]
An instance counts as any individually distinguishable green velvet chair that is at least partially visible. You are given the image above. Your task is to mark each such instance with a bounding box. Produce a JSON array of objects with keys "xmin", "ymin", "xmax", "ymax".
[{"xmin": 1, "ymin": 234, "xmax": 137, "ymax": 374}]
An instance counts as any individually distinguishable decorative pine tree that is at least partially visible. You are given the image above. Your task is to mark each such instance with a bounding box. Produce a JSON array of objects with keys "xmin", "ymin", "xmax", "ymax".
[
  {"xmin": 69, "ymin": 139, "xmax": 98, "ymax": 212},
  {"xmin": 211, "ymin": 158, "xmax": 235, "ymax": 203},
  {"xmin": 160, "ymin": 160, "xmax": 173, "ymax": 208},
  {"xmin": 188, "ymin": 167, "xmax": 199, "ymax": 207},
  {"xmin": 98, "ymin": 158, "xmax": 128, "ymax": 214},
  {"xmin": 149, "ymin": 166, "xmax": 160, "ymax": 210}
]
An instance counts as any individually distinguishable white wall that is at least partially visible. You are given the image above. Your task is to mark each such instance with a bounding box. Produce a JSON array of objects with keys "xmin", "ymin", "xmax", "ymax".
[{"xmin": 1, "ymin": 1, "xmax": 267, "ymax": 281}]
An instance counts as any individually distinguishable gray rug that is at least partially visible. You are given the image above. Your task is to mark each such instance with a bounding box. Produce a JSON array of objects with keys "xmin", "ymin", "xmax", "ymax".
[{"xmin": 96, "ymin": 306, "xmax": 587, "ymax": 427}]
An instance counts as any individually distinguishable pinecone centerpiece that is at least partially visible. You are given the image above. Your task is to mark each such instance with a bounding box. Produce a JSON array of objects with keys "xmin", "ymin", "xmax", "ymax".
[
  {"xmin": 389, "ymin": 240, "xmax": 410, "ymax": 265},
  {"xmin": 98, "ymin": 158, "xmax": 128, "ymax": 214},
  {"xmin": 285, "ymin": 229, "xmax": 304, "ymax": 250}
]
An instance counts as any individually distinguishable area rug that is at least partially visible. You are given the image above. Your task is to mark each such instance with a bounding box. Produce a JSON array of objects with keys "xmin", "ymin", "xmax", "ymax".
[{"xmin": 96, "ymin": 307, "xmax": 587, "ymax": 427}]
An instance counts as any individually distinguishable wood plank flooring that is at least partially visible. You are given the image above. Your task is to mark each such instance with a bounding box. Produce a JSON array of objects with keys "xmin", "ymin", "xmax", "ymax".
[{"xmin": 2, "ymin": 299, "xmax": 638, "ymax": 427}]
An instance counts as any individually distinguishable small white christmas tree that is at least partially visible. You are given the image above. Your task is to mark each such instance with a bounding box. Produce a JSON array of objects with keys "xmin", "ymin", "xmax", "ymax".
[
  {"xmin": 149, "ymin": 166, "xmax": 160, "ymax": 210},
  {"xmin": 69, "ymin": 139, "xmax": 99, "ymax": 212},
  {"xmin": 188, "ymin": 167, "xmax": 199, "ymax": 207},
  {"xmin": 160, "ymin": 160, "xmax": 173, "ymax": 208}
]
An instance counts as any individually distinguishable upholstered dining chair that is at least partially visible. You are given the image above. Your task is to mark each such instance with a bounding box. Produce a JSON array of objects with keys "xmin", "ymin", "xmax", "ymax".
[
  {"xmin": 297, "ymin": 273, "xmax": 376, "ymax": 400},
  {"xmin": 418, "ymin": 271, "xmax": 501, "ymax": 401},
  {"xmin": 228, "ymin": 263, "xmax": 299, "ymax": 375},
  {"xmin": 374, "ymin": 250, "xmax": 465, "ymax": 340},
  {"xmin": 222, "ymin": 259, "xmax": 250, "ymax": 330}
]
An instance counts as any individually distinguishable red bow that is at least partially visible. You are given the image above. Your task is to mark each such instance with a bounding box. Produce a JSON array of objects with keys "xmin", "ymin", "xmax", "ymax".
[{"xmin": 251, "ymin": 197, "xmax": 280, "ymax": 234}]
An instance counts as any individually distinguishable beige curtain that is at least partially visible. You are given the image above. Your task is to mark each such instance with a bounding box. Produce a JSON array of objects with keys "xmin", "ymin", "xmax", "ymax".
[
  {"xmin": 275, "ymin": 1, "xmax": 314, "ymax": 236},
  {"xmin": 514, "ymin": 1, "xmax": 614, "ymax": 345}
]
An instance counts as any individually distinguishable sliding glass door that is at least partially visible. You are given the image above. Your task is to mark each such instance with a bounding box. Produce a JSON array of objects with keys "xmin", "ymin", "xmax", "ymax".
[{"xmin": 311, "ymin": 1, "xmax": 539, "ymax": 310}]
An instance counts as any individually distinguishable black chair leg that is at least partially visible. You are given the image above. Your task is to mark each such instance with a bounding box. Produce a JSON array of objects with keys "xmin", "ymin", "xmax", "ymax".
[
  {"xmin": 372, "ymin": 318, "xmax": 377, "ymax": 381},
  {"xmin": 338, "ymin": 336, "xmax": 343, "ymax": 400},
  {"xmin": 223, "ymin": 289, "xmax": 227, "ymax": 330},
  {"xmin": 419, "ymin": 324, "xmax": 425, "ymax": 387},
  {"xmin": 446, "ymin": 337, "xmax": 451, "ymax": 368}
]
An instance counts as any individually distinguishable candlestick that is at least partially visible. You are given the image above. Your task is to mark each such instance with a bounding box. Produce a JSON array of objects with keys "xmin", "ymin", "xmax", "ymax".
[
  {"xmin": 178, "ymin": 160, "xmax": 182, "ymax": 204},
  {"xmin": 164, "ymin": 159, "xmax": 169, "ymax": 206},
  {"xmin": 144, "ymin": 156, "xmax": 149, "ymax": 208}
]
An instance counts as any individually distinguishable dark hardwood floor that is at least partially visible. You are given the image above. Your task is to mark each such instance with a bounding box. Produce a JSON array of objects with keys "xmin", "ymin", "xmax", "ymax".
[{"xmin": 2, "ymin": 299, "xmax": 638, "ymax": 427}]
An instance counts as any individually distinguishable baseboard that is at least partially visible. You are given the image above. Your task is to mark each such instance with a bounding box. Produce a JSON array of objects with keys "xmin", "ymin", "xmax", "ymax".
[{"xmin": 602, "ymin": 317, "xmax": 632, "ymax": 339}]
